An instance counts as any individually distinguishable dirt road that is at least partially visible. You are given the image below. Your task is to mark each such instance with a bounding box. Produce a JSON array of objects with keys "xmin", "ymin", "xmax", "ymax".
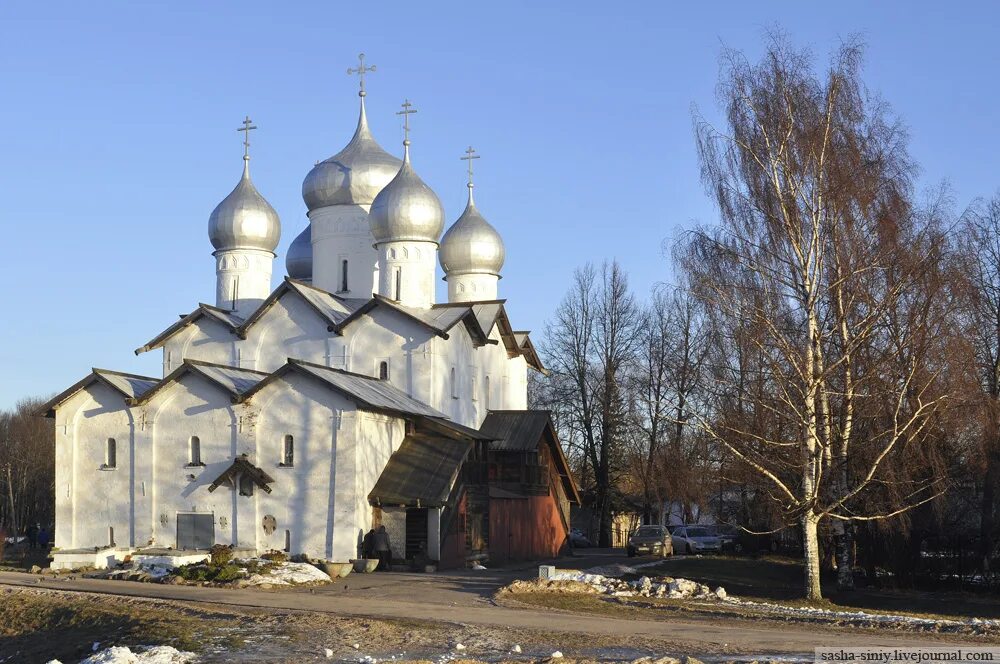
[{"xmin": 0, "ymin": 560, "xmax": 987, "ymax": 658}]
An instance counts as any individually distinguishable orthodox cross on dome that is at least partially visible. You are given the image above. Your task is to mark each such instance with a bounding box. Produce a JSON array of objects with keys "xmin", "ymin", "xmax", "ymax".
[
  {"xmin": 347, "ymin": 53, "xmax": 376, "ymax": 97},
  {"xmin": 461, "ymin": 146, "xmax": 480, "ymax": 188},
  {"xmin": 237, "ymin": 116, "xmax": 257, "ymax": 161},
  {"xmin": 396, "ymin": 99, "xmax": 417, "ymax": 145}
]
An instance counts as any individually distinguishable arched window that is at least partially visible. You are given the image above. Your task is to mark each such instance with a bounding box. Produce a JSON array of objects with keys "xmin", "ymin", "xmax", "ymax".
[
  {"xmin": 239, "ymin": 474, "xmax": 255, "ymax": 496},
  {"xmin": 189, "ymin": 436, "xmax": 202, "ymax": 466},
  {"xmin": 484, "ymin": 375, "xmax": 491, "ymax": 410},
  {"xmin": 379, "ymin": 361, "xmax": 389, "ymax": 380},
  {"xmin": 109, "ymin": 526, "xmax": 115, "ymax": 547},
  {"xmin": 281, "ymin": 435, "xmax": 294, "ymax": 467},
  {"xmin": 340, "ymin": 259, "xmax": 349, "ymax": 292},
  {"xmin": 450, "ymin": 367, "xmax": 457, "ymax": 399},
  {"xmin": 284, "ymin": 529, "xmax": 291, "ymax": 552},
  {"xmin": 105, "ymin": 438, "xmax": 117, "ymax": 468}
]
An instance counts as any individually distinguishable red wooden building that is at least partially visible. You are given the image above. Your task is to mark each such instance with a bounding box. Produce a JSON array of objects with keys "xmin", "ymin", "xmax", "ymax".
[{"xmin": 369, "ymin": 410, "xmax": 579, "ymax": 569}]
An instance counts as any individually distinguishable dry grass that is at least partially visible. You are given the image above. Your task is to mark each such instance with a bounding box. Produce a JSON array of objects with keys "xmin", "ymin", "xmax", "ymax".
[{"xmin": 0, "ymin": 588, "xmax": 248, "ymax": 662}]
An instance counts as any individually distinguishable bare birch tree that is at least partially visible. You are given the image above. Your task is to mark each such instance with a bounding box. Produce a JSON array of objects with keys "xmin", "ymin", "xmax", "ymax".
[{"xmin": 684, "ymin": 35, "xmax": 953, "ymax": 599}]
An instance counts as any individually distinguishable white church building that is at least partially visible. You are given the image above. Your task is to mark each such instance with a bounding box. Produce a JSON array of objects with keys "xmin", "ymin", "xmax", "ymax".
[{"xmin": 40, "ymin": 57, "xmax": 565, "ymax": 569}]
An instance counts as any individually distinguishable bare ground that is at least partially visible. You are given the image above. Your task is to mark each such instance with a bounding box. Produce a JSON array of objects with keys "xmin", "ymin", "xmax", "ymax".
[{"xmin": 0, "ymin": 587, "xmax": 714, "ymax": 664}]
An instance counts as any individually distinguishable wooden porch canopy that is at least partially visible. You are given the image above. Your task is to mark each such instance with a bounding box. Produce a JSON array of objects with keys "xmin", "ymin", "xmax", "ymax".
[{"xmin": 207, "ymin": 454, "xmax": 276, "ymax": 494}]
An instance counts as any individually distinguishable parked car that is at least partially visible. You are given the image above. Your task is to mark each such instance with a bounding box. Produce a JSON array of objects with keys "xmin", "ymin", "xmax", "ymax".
[
  {"xmin": 710, "ymin": 524, "xmax": 741, "ymax": 552},
  {"xmin": 672, "ymin": 525, "xmax": 722, "ymax": 554},
  {"xmin": 627, "ymin": 525, "xmax": 674, "ymax": 557},
  {"xmin": 569, "ymin": 528, "xmax": 592, "ymax": 548}
]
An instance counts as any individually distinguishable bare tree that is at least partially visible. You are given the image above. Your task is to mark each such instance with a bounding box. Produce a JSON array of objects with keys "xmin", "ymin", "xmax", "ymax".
[
  {"xmin": 684, "ymin": 35, "xmax": 954, "ymax": 599},
  {"xmin": 957, "ymin": 192, "xmax": 1000, "ymax": 573},
  {"xmin": 541, "ymin": 261, "xmax": 641, "ymax": 546},
  {"xmin": 0, "ymin": 398, "xmax": 55, "ymax": 539}
]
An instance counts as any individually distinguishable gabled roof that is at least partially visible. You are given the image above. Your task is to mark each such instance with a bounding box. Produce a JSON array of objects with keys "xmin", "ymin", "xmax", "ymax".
[
  {"xmin": 513, "ymin": 331, "xmax": 546, "ymax": 374},
  {"xmin": 207, "ymin": 455, "xmax": 276, "ymax": 494},
  {"xmin": 39, "ymin": 368, "xmax": 160, "ymax": 418},
  {"xmin": 346, "ymin": 295, "xmax": 489, "ymax": 344},
  {"xmin": 238, "ymin": 358, "xmax": 445, "ymax": 418},
  {"xmin": 128, "ymin": 359, "xmax": 267, "ymax": 406},
  {"xmin": 368, "ymin": 434, "xmax": 472, "ymax": 508},
  {"xmin": 238, "ymin": 278, "xmax": 368, "ymax": 337},
  {"xmin": 479, "ymin": 410, "xmax": 581, "ymax": 504},
  {"xmin": 135, "ymin": 304, "xmax": 245, "ymax": 354}
]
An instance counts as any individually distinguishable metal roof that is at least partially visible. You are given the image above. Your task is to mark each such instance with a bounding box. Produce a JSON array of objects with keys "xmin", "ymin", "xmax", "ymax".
[
  {"xmin": 368, "ymin": 434, "xmax": 472, "ymax": 508},
  {"xmin": 38, "ymin": 368, "xmax": 160, "ymax": 417},
  {"xmin": 135, "ymin": 304, "xmax": 244, "ymax": 355},
  {"xmin": 94, "ymin": 370, "xmax": 159, "ymax": 400},
  {"xmin": 287, "ymin": 280, "xmax": 366, "ymax": 328},
  {"xmin": 283, "ymin": 359, "xmax": 445, "ymax": 418},
  {"xmin": 193, "ymin": 362, "xmax": 266, "ymax": 396},
  {"xmin": 130, "ymin": 360, "xmax": 267, "ymax": 405},
  {"xmin": 471, "ymin": 302, "xmax": 505, "ymax": 336}
]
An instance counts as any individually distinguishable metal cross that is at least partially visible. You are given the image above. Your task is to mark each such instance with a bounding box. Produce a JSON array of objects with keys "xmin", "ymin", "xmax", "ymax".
[
  {"xmin": 461, "ymin": 146, "xmax": 480, "ymax": 186},
  {"xmin": 237, "ymin": 116, "xmax": 256, "ymax": 160},
  {"xmin": 347, "ymin": 53, "xmax": 377, "ymax": 96},
  {"xmin": 396, "ymin": 99, "xmax": 417, "ymax": 143}
]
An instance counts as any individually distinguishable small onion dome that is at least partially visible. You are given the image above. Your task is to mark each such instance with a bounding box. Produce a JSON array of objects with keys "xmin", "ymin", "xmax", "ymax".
[
  {"xmin": 369, "ymin": 146, "xmax": 445, "ymax": 245},
  {"xmin": 208, "ymin": 160, "xmax": 281, "ymax": 252},
  {"xmin": 285, "ymin": 224, "xmax": 312, "ymax": 280},
  {"xmin": 439, "ymin": 189, "xmax": 505, "ymax": 277},
  {"xmin": 302, "ymin": 99, "xmax": 402, "ymax": 211}
]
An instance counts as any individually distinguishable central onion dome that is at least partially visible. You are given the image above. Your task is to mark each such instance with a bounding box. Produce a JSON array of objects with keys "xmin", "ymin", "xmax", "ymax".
[
  {"xmin": 439, "ymin": 186, "xmax": 505, "ymax": 277},
  {"xmin": 301, "ymin": 98, "xmax": 402, "ymax": 211},
  {"xmin": 285, "ymin": 224, "xmax": 312, "ymax": 280},
  {"xmin": 369, "ymin": 142, "xmax": 445, "ymax": 245},
  {"xmin": 208, "ymin": 159, "xmax": 281, "ymax": 253}
]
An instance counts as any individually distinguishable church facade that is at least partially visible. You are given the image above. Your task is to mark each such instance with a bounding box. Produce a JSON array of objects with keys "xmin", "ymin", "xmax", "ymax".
[{"xmin": 42, "ymin": 59, "xmax": 576, "ymax": 569}]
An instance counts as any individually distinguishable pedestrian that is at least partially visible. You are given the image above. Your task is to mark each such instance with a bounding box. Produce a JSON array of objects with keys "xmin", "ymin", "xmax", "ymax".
[
  {"xmin": 373, "ymin": 525, "xmax": 392, "ymax": 571},
  {"xmin": 38, "ymin": 527, "xmax": 49, "ymax": 550},
  {"xmin": 26, "ymin": 523, "xmax": 38, "ymax": 549},
  {"xmin": 362, "ymin": 528, "xmax": 375, "ymax": 559}
]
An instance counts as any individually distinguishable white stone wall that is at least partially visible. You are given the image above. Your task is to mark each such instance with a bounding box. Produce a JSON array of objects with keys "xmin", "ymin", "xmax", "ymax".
[
  {"xmin": 214, "ymin": 248, "xmax": 275, "ymax": 317},
  {"xmin": 310, "ymin": 204, "xmax": 377, "ymax": 298},
  {"xmin": 447, "ymin": 273, "xmax": 499, "ymax": 303},
  {"xmin": 53, "ymin": 383, "xmax": 142, "ymax": 550},
  {"xmin": 144, "ymin": 373, "xmax": 245, "ymax": 549},
  {"xmin": 376, "ymin": 241, "xmax": 438, "ymax": 309}
]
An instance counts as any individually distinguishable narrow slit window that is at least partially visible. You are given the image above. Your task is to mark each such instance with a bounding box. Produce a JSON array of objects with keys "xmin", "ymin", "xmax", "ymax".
[
  {"xmin": 379, "ymin": 361, "xmax": 389, "ymax": 381},
  {"xmin": 485, "ymin": 376, "xmax": 491, "ymax": 410},
  {"xmin": 394, "ymin": 268, "xmax": 402, "ymax": 301},
  {"xmin": 105, "ymin": 438, "xmax": 117, "ymax": 468},
  {"xmin": 450, "ymin": 367, "xmax": 457, "ymax": 399},
  {"xmin": 341, "ymin": 259, "xmax": 349, "ymax": 292},
  {"xmin": 109, "ymin": 526, "xmax": 115, "ymax": 547},
  {"xmin": 189, "ymin": 436, "xmax": 201, "ymax": 465},
  {"xmin": 281, "ymin": 435, "xmax": 294, "ymax": 467},
  {"xmin": 284, "ymin": 529, "xmax": 291, "ymax": 552}
]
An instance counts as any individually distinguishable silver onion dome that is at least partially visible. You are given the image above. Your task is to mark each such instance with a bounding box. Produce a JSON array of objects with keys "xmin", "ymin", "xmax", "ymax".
[
  {"xmin": 369, "ymin": 144, "xmax": 445, "ymax": 245},
  {"xmin": 208, "ymin": 159, "xmax": 281, "ymax": 253},
  {"xmin": 440, "ymin": 187, "xmax": 505, "ymax": 277},
  {"xmin": 286, "ymin": 224, "xmax": 312, "ymax": 280},
  {"xmin": 302, "ymin": 98, "xmax": 402, "ymax": 211}
]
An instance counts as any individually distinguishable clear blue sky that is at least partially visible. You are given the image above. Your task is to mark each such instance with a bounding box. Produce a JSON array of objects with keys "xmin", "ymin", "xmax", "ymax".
[{"xmin": 1, "ymin": 1, "xmax": 998, "ymax": 409}]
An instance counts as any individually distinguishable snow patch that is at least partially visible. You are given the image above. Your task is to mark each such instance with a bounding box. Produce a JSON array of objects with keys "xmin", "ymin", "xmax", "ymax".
[
  {"xmin": 242, "ymin": 560, "xmax": 331, "ymax": 586},
  {"xmin": 52, "ymin": 645, "xmax": 199, "ymax": 664},
  {"xmin": 547, "ymin": 567, "xmax": 721, "ymax": 599}
]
